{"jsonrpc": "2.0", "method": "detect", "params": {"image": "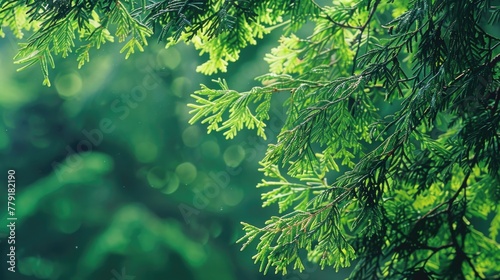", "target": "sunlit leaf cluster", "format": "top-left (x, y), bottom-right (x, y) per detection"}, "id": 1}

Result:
top-left (188, 78), bottom-right (271, 139)
top-left (196, 0), bottom-right (500, 278)
top-left (0, 0), bottom-right (319, 83)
